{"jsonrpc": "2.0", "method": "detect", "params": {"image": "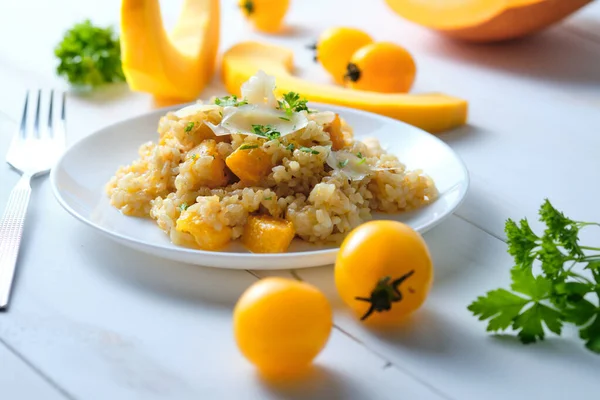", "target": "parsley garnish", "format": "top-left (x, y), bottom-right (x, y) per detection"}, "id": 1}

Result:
top-left (239, 144), bottom-right (259, 150)
top-left (179, 203), bottom-right (188, 211)
top-left (468, 199), bottom-right (600, 353)
top-left (277, 92), bottom-right (309, 116)
top-left (286, 143), bottom-right (295, 152)
top-left (300, 147), bottom-right (319, 155)
top-left (338, 159), bottom-right (349, 168)
top-left (214, 95), bottom-right (248, 107)
top-left (191, 154), bottom-right (198, 160)
top-left (264, 196), bottom-right (272, 200)
top-left (279, 116), bottom-right (291, 121)
top-left (54, 19), bottom-right (125, 87)
top-left (184, 122), bottom-right (195, 133)
top-left (251, 124), bottom-right (281, 141)
top-left (357, 152), bottom-right (363, 158)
